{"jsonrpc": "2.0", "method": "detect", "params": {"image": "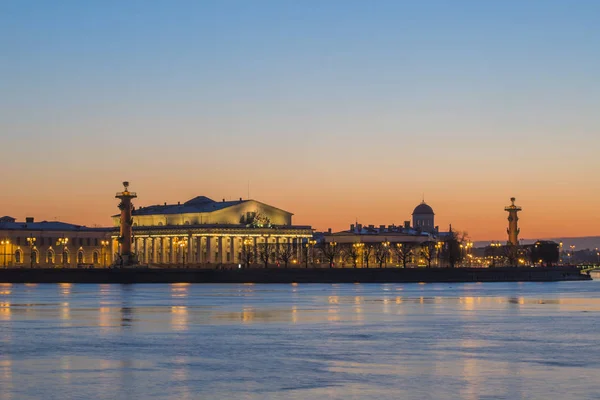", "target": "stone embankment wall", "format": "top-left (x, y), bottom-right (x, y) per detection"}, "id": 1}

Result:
top-left (0, 267), bottom-right (590, 284)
